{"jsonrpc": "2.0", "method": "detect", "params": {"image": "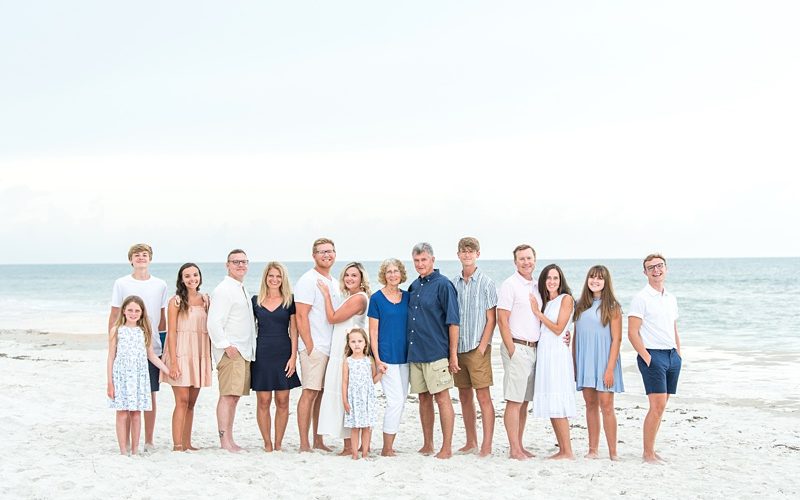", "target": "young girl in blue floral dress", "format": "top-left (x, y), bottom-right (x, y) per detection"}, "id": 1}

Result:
top-left (341, 327), bottom-right (384, 459)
